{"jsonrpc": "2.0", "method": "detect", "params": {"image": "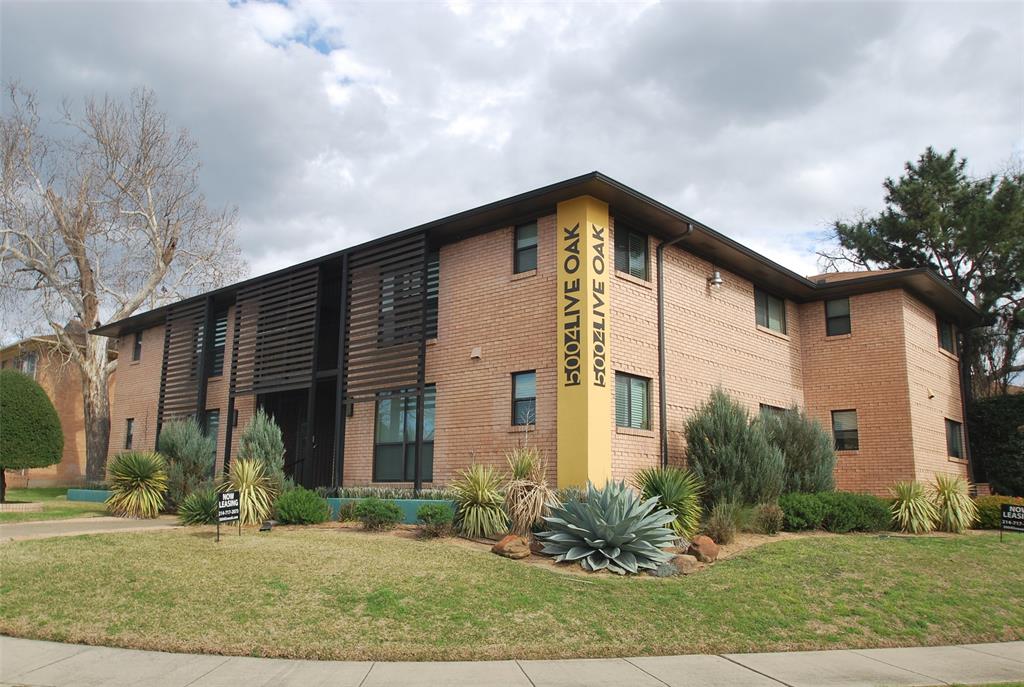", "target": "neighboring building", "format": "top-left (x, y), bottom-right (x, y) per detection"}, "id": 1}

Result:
top-left (1, 335), bottom-right (116, 488)
top-left (93, 173), bottom-right (980, 496)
